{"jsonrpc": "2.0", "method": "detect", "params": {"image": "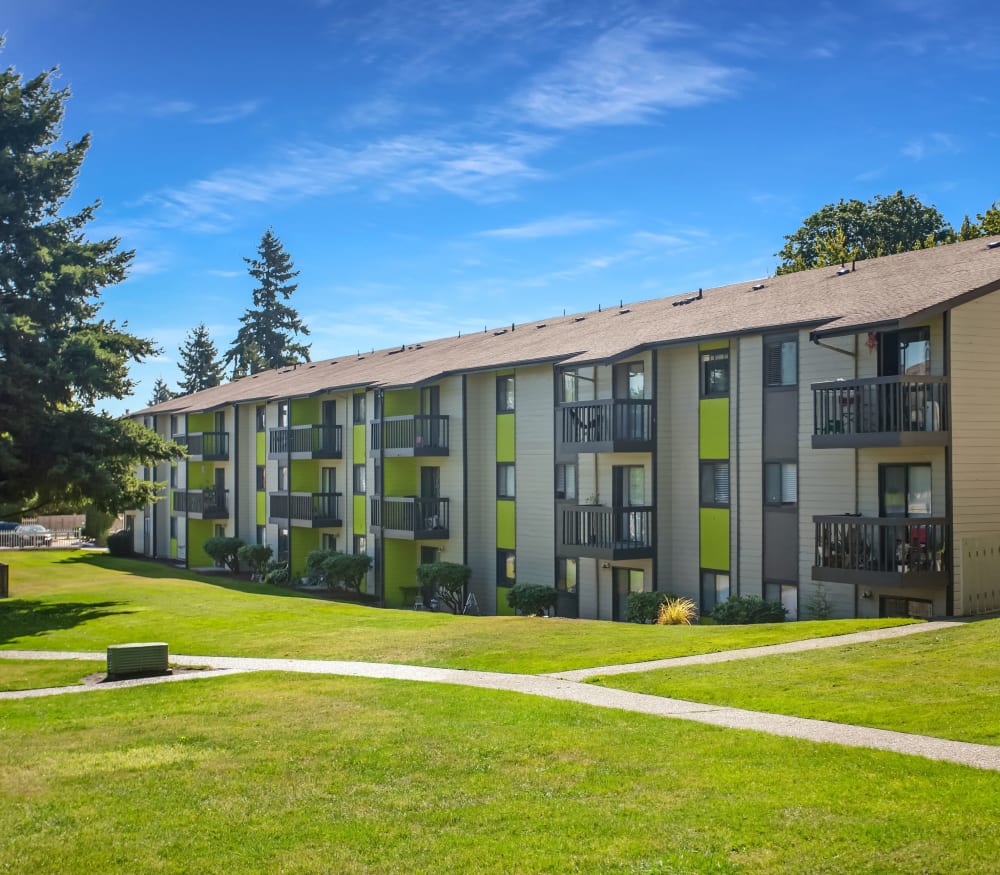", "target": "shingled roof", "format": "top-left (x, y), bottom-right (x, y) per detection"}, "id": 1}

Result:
top-left (137, 235), bottom-right (1000, 416)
